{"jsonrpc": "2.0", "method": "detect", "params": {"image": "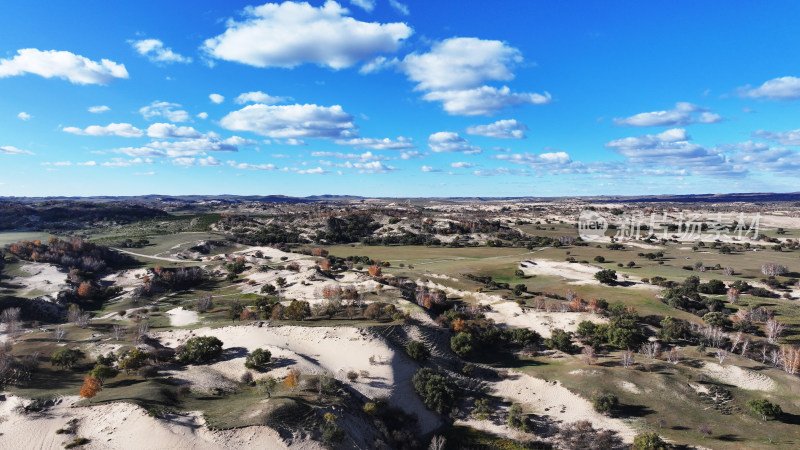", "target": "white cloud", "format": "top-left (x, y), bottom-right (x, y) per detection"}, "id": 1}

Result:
top-left (389, 0), bottom-right (409, 15)
top-left (0, 145), bottom-right (33, 155)
top-left (494, 151), bottom-right (573, 168)
top-left (209, 93), bottom-right (225, 104)
top-left (740, 76), bottom-right (800, 100)
top-left (472, 167), bottom-right (529, 177)
top-left (77, 161), bottom-right (97, 166)
top-left (113, 137), bottom-right (242, 158)
top-left (234, 91), bottom-right (287, 104)
top-left (297, 166), bottom-right (329, 174)
top-left (401, 38), bottom-right (549, 115)
top-left (428, 131), bottom-right (481, 154)
top-left (401, 150), bottom-right (424, 159)
top-left (17, 112), bottom-right (32, 121)
top-left (227, 160), bottom-right (277, 170)
top-left (172, 156), bottom-right (222, 167)
top-left (139, 101), bottom-right (190, 122)
top-left (63, 123), bottom-right (144, 137)
top-left (220, 103), bottom-right (356, 138)
top-left (350, 160), bottom-right (395, 173)
top-left (466, 119), bottom-right (528, 139)
top-left (197, 112), bottom-right (209, 119)
top-left (135, 171), bottom-right (156, 176)
top-left (312, 151), bottom-right (388, 161)
top-left (0, 48), bottom-right (128, 85)
top-left (334, 136), bottom-right (414, 149)
top-left (350, 0), bottom-right (374, 12)
top-left (359, 56), bottom-right (398, 74)
top-left (753, 128), bottom-right (800, 146)
top-left (101, 157), bottom-right (152, 167)
top-left (450, 161), bottom-right (478, 168)
top-left (88, 105), bottom-right (110, 114)
top-left (614, 102), bottom-right (723, 127)
top-left (202, 1), bottom-right (412, 70)
top-left (423, 86), bottom-right (550, 116)
top-left (146, 123), bottom-right (203, 139)
top-left (130, 39), bottom-right (191, 64)
top-left (420, 165), bottom-right (439, 172)
top-left (402, 37), bottom-right (521, 91)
